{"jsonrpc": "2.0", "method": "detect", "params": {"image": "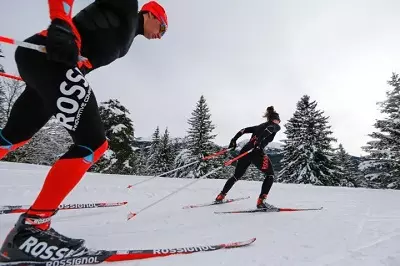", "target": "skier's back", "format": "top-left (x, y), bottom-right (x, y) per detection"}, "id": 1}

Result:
top-left (0, 0), bottom-right (168, 263)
